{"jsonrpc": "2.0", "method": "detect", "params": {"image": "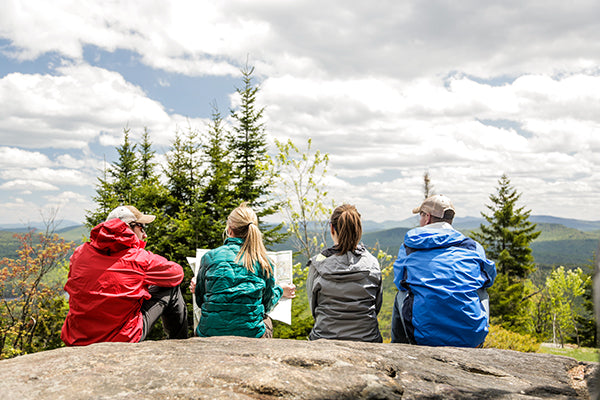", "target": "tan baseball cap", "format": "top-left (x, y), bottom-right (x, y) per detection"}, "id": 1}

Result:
top-left (412, 194), bottom-right (455, 219)
top-left (106, 205), bottom-right (156, 224)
